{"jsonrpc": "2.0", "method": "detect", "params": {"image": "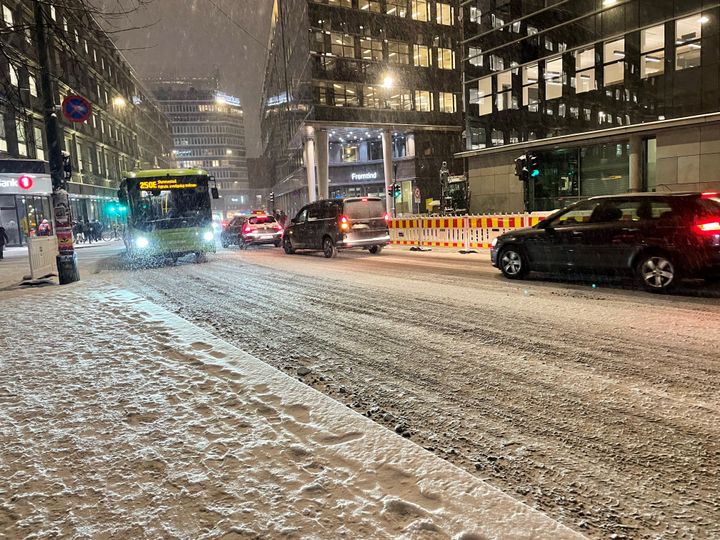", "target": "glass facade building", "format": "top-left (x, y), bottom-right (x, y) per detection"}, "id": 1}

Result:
top-left (460, 0), bottom-right (720, 212)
